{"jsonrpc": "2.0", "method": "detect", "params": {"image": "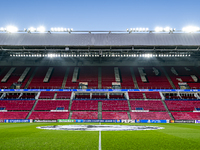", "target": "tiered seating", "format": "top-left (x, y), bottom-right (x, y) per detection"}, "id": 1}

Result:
top-left (109, 94), bottom-right (124, 99)
top-left (39, 92), bottom-right (55, 99)
top-left (28, 66), bottom-right (67, 89)
top-left (171, 112), bottom-right (200, 120)
top-left (20, 93), bottom-right (36, 99)
top-left (35, 100), bottom-right (70, 110)
top-left (102, 112), bottom-right (128, 119)
top-left (65, 67), bottom-right (79, 89)
top-left (128, 92), bottom-right (144, 99)
top-left (144, 92), bottom-right (161, 99)
top-left (130, 112), bottom-right (171, 120)
top-left (165, 66), bottom-right (199, 89)
top-left (21, 67), bottom-right (35, 89)
top-left (0, 100), bottom-right (35, 110)
top-left (101, 67), bottom-right (115, 89)
top-left (130, 100), bottom-right (166, 111)
top-left (76, 95), bottom-right (90, 99)
top-left (56, 92), bottom-right (71, 99)
top-left (4, 93), bottom-right (20, 99)
top-left (119, 67), bottom-right (134, 89)
top-left (71, 100), bottom-right (98, 111)
top-left (78, 67), bottom-right (98, 89)
top-left (0, 112), bottom-right (29, 119)
top-left (29, 112), bottom-right (69, 119)
top-left (71, 111), bottom-right (98, 119)
top-left (165, 100), bottom-right (200, 111)
top-left (0, 67), bottom-right (27, 89)
top-left (179, 94), bottom-right (197, 100)
top-left (102, 100), bottom-right (129, 111)
top-left (134, 66), bottom-right (172, 89)
top-left (165, 93), bottom-right (181, 99)
top-left (92, 95), bottom-right (107, 99)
